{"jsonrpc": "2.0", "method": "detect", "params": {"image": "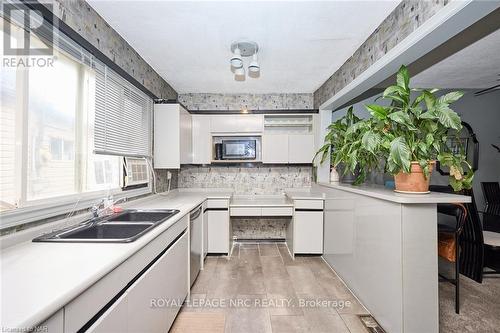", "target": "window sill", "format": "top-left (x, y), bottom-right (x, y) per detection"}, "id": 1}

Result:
top-left (0, 187), bottom-right (152, 231)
